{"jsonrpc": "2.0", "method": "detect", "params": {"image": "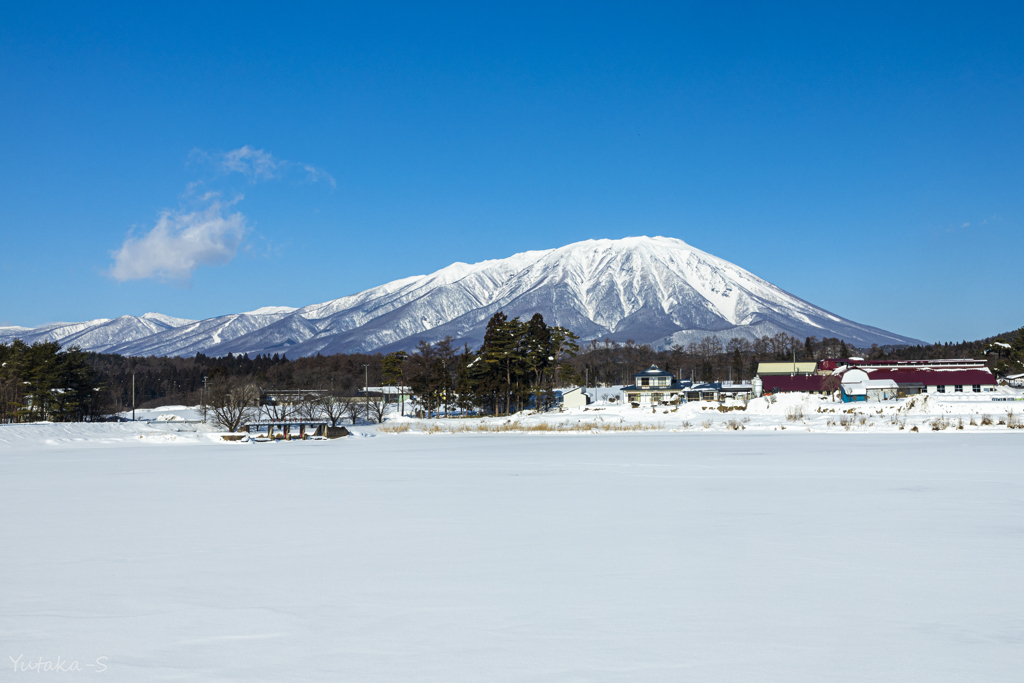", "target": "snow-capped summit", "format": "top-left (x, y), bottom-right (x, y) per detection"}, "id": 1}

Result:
top-left (243, 306), bottom-right (298, 316)
top-left (1, 237), bottom-right (923, 357)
